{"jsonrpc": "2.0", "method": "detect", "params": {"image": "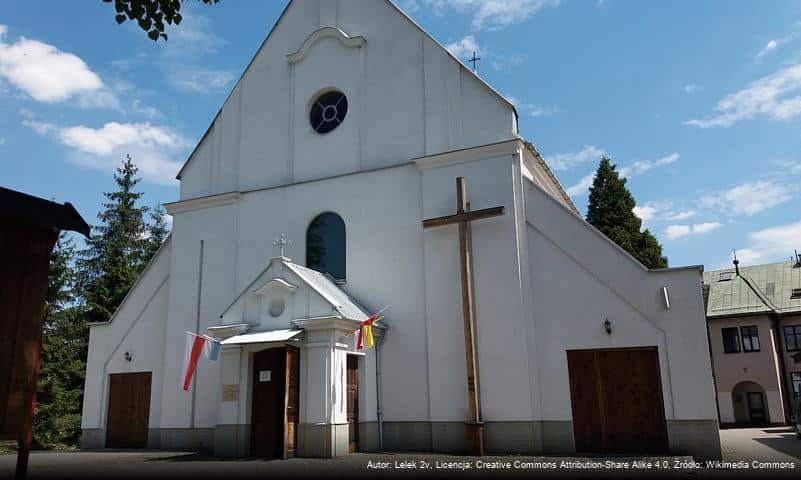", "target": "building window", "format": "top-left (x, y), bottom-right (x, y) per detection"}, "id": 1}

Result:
top-left (785, 325), bottom-right (801, 352)
top-left (310, 91), bottom-right (348, 134)
top-left (791, 288), bottom-right (801, 299)
top-left (722, 327), bottom-right (741, 354)
top-left (792, 372), bottom-right (801, 397)
top-left (719, 272), bottom-right (733, 282)
top-left (306, 212), bottom-right (346, 281)
top-left (740, 326), bottom-right (760, 352)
